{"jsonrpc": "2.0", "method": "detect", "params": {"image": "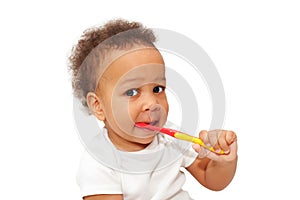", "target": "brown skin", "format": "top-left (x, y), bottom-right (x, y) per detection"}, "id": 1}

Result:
top-left (187, 130), bottom-right (238, 191)
top-left (85, 48), bottom-right (238, 199)
top-left (87, 47), bottom-right (168, 152)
